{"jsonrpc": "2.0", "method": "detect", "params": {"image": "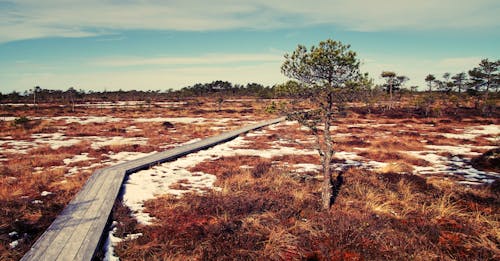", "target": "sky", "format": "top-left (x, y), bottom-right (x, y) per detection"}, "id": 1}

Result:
top-left (0, 0), bottom-right (499, 93)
